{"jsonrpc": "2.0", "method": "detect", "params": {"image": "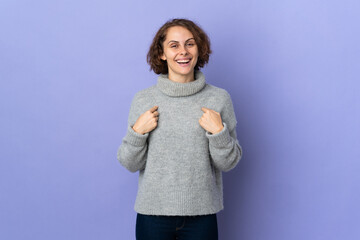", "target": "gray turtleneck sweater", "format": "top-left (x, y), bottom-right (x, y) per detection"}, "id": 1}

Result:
top-left (117, 70), bottom-right (243, 216)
